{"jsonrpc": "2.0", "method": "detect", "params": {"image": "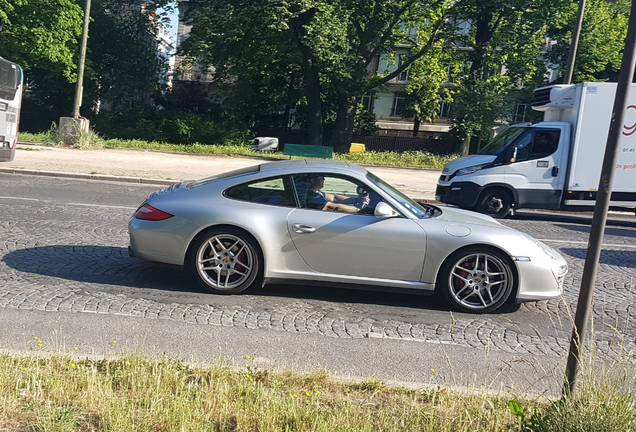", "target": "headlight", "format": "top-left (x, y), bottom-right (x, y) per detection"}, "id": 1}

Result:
top-left (523, 233), bottom-right (557, 260)
top-left (455, 163), bottom-right (490, 176)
